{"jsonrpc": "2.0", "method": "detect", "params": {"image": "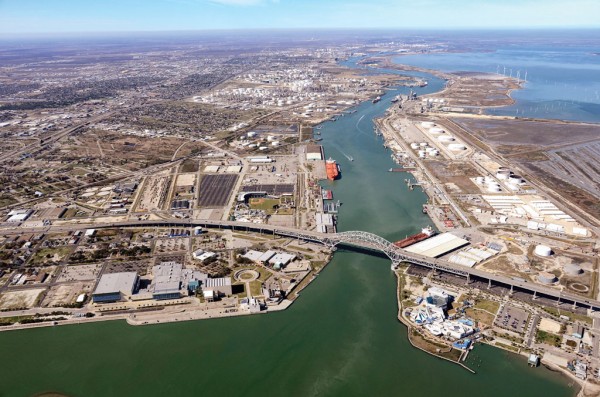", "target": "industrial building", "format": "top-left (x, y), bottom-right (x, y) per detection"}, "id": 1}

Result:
top-left (151, 262), bottom-right (232, 300)
top-left (92, 272), bottom-right (140, 303)
top-left (6, 209), bottom-right (32, 223)
top-left (306, 144), bottom-right (323, 161)
top-left (203, 277), bottom-right (232, 296)
top-left (405, 233), bottom-right (469, 258)
top-left (151, 262), bottom-right (208, 300)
